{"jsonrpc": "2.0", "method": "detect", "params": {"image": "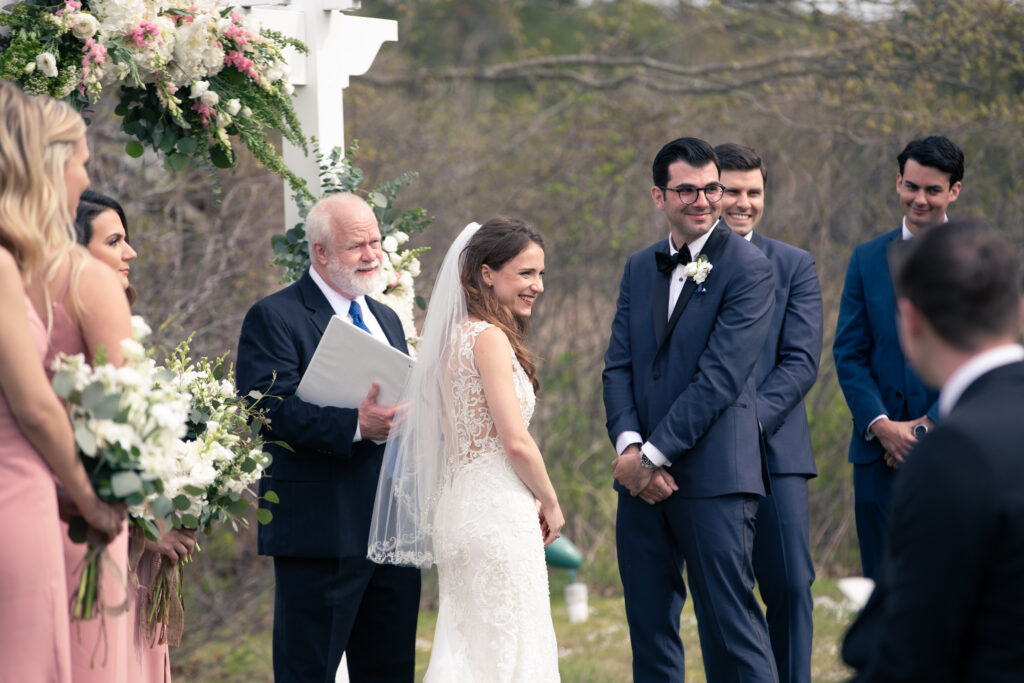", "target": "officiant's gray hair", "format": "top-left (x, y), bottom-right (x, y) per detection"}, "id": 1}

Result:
top-left (305, 193), bottom-right (372, 249)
